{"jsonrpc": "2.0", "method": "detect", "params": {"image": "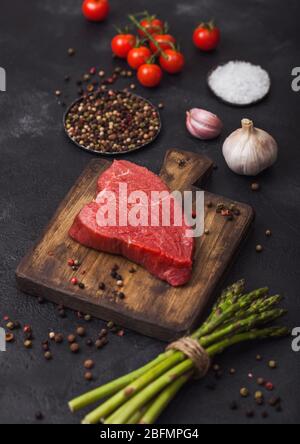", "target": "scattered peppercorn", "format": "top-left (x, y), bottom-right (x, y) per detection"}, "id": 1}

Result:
top-left (42, 342), bottom-right (49, 352)
top-left (55, 90), bottom-right (61, 97)
top-left (49, 332), bottom-right (55, 340)
top-left (257, 377), bottom-right (265, 386)
top-left (86, 338), bottom-right (94, 347)
top-left (5, 333), bottom-right (14, 343)
top-left (79, 283), bottom-right (85, 290)
top-left (118, 292), bottom-right (125, 300)
top-left (256, 354), bottom-right (263, 361)
top-left (84, 372), bottom-right (93, 381)
top-left (6, 321), bottom-right (15, 330)
top-left (58, 309), bottom-right (66, 318)
top-left (265, 382), bottom-right (274, 391)
top-left (95, 337), bottom-right (108, 349)
top-left (76, 326), bottom-right (86, 337)
top-left (99, 329), bottom-right (108, 338)
top-left (99, 282), bottom-right (106, 291)
top-left (251, 182), bottom-right (260, 191)
top-left (35, 412), bottom-right (44, 421)
top-left (24, 340), bottom-right (32, 349)
top-left (254, 391), bottom-right (264, 401)
top-left (246, 409), bottom-right (255, 418)
top-left (70, 343), bottom-right (80, 354)
top-left (229, 368), bottom-right (236, 375)
top-left (84, 314), bottom-right (91, 321)
top-left (240, 387), bottom-right (249, 398)
top-left (204, 229), bottom-right (210, 235)
top-left (269, 396), bottom-right (281, 407)
top-left (54, 333), bottom-right (63, 344)
top-left (256, 245), bottom-right (263, 253)
top-left (158, 103), bottom-right (164, 109)
top-left (265, 230), bottom-right (272, 237)
top-left (67, 334), bottom-right (76, 344)
top-left (268, 360), bottom-right (277, 369)
top-left (107, 321), bottom-right (114, 329)
top-left (68, 48), bottom-right (75, 56)
top-left (44, 351), bottom-right (52, 361)
top-left (84, 359), bottom-right (94, 370)
top-left (230, 401), bottom-right (238, 411)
